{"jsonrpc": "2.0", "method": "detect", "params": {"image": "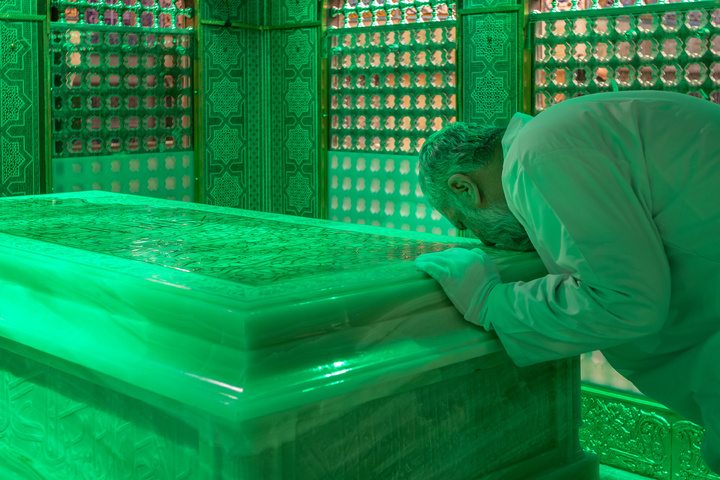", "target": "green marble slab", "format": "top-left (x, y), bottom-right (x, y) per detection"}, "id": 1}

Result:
top-left (0, 191), bottom-right (600, 480)
top-left (0, 191), bottom-right (547, 426)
